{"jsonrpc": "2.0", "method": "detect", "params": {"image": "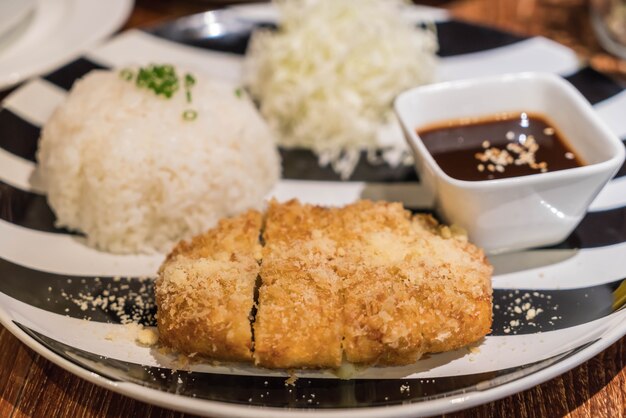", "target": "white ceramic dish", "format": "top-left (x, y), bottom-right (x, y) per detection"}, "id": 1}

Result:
top-left (395, 72), bottom-right (625, 253)
top-left (0, 0), bottom-right (132, 90)
top-left (0, 0), bottom-right (36, 40)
